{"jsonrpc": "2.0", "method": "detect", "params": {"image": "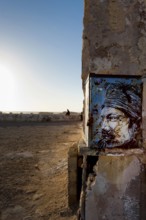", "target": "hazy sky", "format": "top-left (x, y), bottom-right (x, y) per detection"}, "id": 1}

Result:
top-left (0, 0), bottom-right (83, 112)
